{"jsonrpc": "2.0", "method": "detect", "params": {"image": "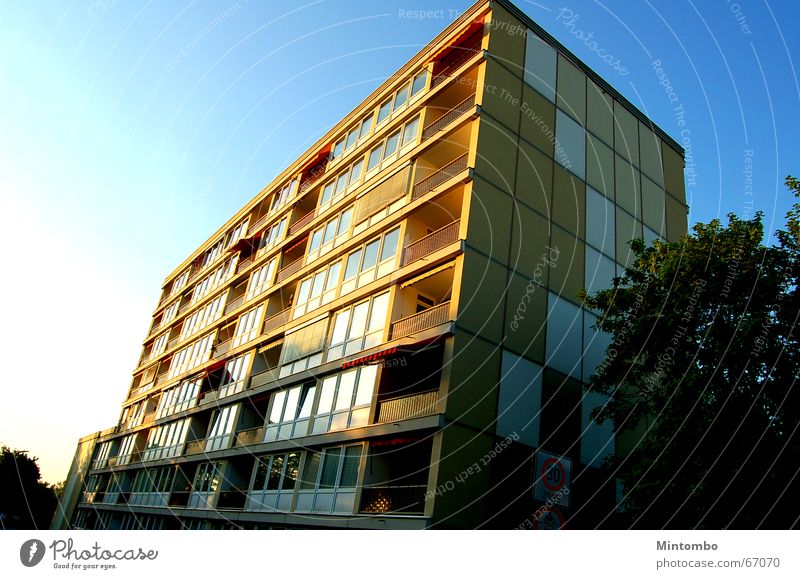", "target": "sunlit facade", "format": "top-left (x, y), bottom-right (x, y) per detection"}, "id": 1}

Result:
top-left (55, 0), bottom-right (686, 530)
